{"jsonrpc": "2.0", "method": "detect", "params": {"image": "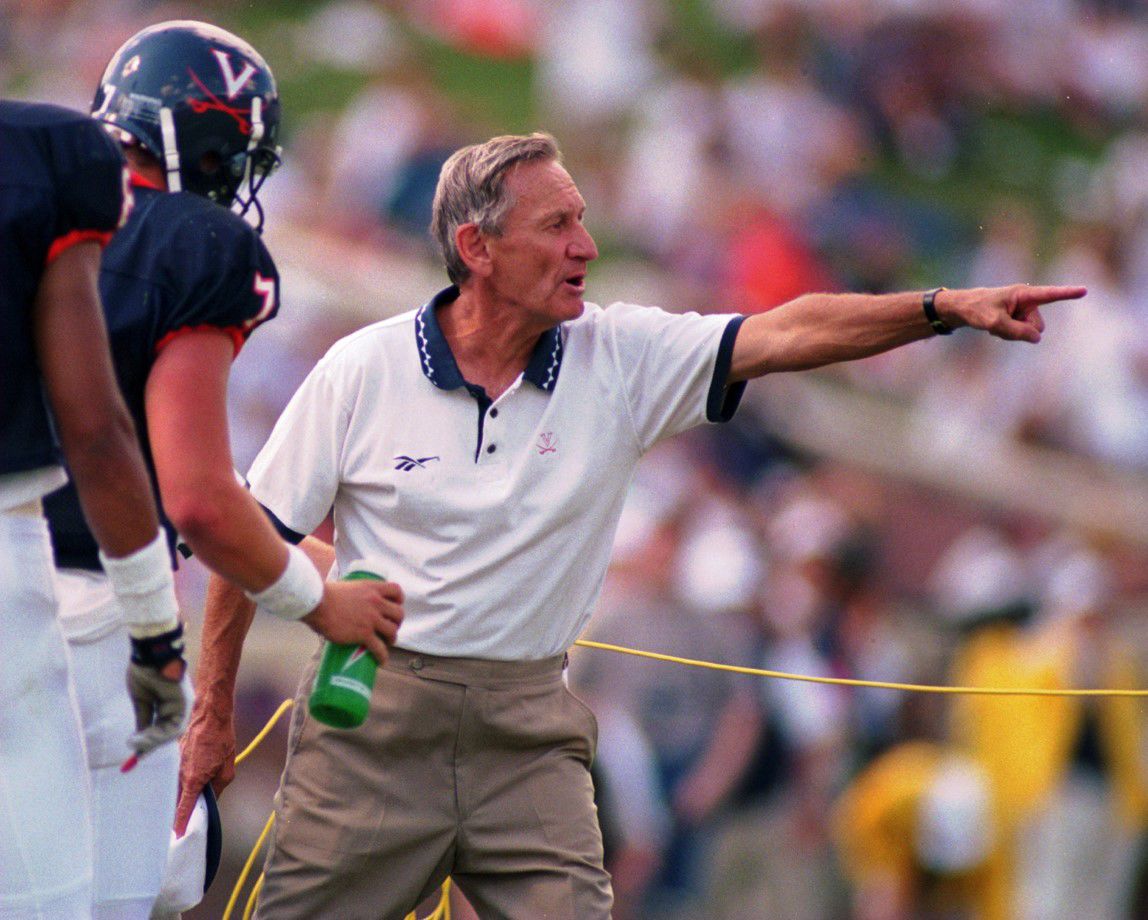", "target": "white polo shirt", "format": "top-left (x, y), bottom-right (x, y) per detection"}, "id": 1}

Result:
top-left (247, 286), bottom-right (746, 660)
